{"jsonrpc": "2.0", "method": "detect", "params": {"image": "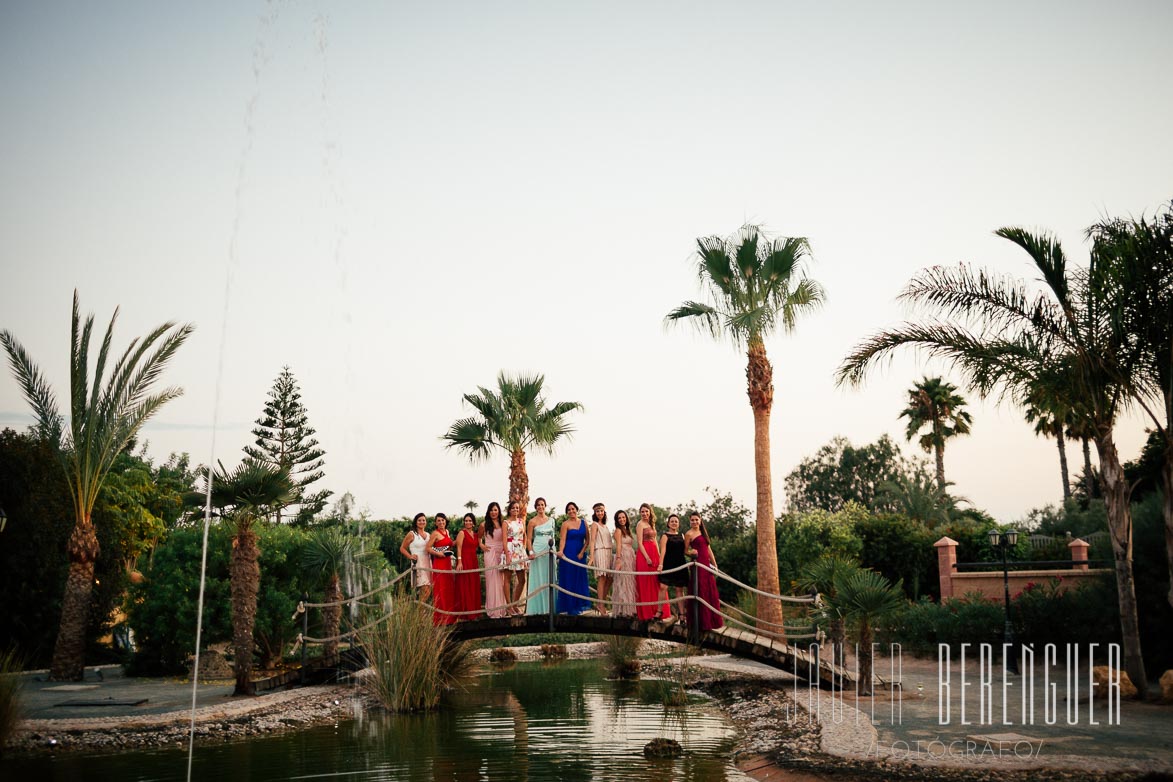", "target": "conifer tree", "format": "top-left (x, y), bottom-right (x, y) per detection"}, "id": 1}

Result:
top-left (244, 366), bottom-right (331, 524)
